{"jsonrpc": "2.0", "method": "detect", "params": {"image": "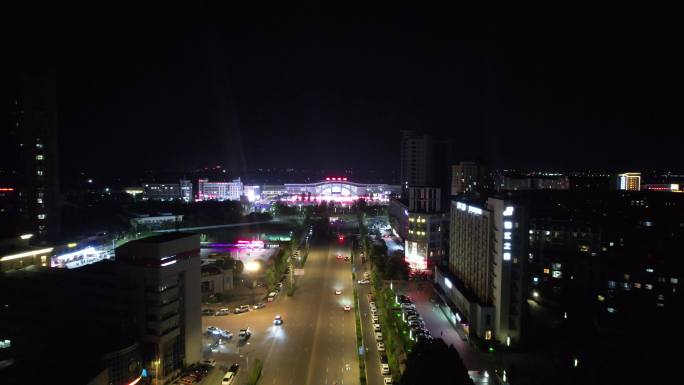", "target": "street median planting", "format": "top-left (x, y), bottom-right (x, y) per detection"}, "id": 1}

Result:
top-left (352, 275), bottom-right (367, 385)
